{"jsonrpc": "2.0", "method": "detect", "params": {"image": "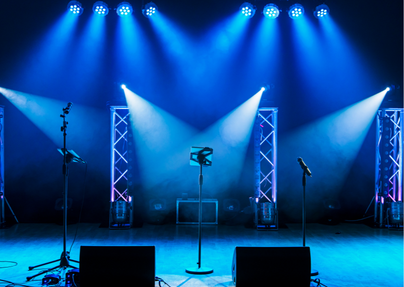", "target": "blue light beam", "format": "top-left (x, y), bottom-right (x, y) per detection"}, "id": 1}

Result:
top-left (278, 89), bottom-right (389, 199)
